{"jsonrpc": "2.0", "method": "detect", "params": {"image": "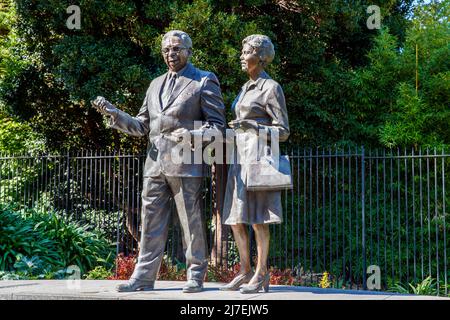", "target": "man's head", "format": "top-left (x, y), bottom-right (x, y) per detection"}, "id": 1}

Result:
top-left (161, 30), bottom-right (192, 72)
